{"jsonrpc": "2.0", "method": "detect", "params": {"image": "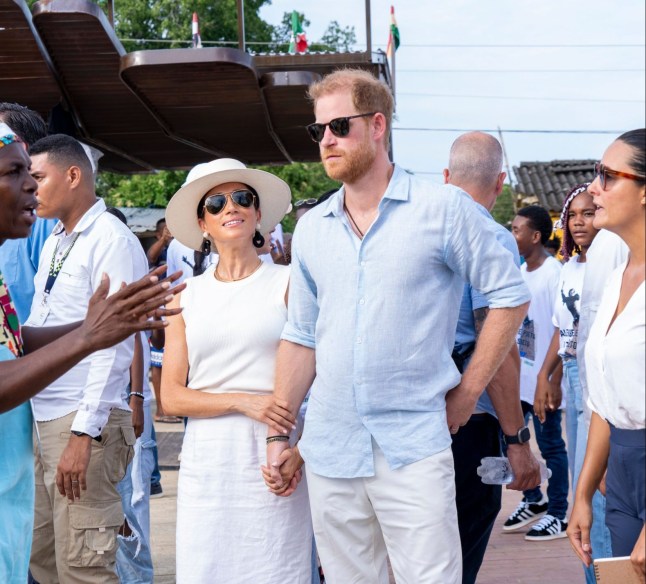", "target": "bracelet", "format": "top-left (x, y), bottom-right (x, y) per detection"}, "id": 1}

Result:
top-left (129, 392), bottom-right (145, 399)
top-left (266, 435), bottom-right (290, 444)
